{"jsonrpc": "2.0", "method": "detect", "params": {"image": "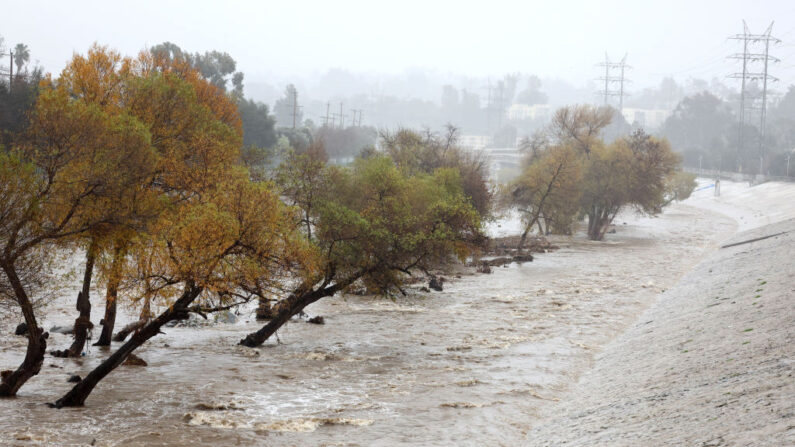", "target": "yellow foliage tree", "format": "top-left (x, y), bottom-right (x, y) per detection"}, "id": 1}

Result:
top-left (509, 144), bottom-right (583, 248)
top-left (0, 81), bottom-right (155, 395)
